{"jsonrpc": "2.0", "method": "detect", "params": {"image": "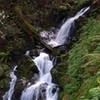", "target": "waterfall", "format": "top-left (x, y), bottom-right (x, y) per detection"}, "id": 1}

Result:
top-left (2, 6), bottom-right (90, 100)
top-left (21, 52), bottom-right (59, 100)
top-left (48, 7), bottom-right (90, 47)
top-left (3, 65), bottom-right (18, 100)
